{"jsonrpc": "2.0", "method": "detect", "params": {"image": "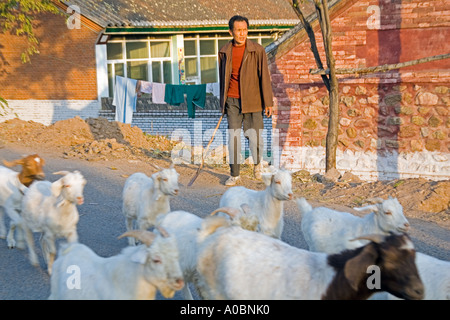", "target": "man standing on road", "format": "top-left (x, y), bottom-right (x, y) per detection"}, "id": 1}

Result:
top-left (218, 15), bottom-right (274, 186)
